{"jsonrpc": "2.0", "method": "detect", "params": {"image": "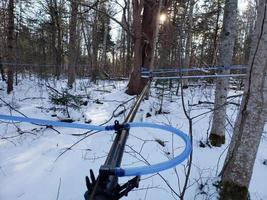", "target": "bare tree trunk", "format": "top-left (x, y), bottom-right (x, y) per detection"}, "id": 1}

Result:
top-left (91, 4), bottom-right (99, 83)
top-left (125, 0), bottom-right (143, 94)
top-left (68, 0), bottom-right (79, 88)
top-left (55, 1), bottom-right (62, 80)
top-left (81, 17), bottom-right (92, 71)
top-left (126, 0), bottom-right (161, 95)
top-left (126, 0), bottom-right (131, 76)
top-left (220, 1), bottom-right (267, 198)
top-left (47, 0), bottom-right (62, 80)
top-left (6, 0), bottom-right (14, 94)
top-left (209, 0), bottom-right (238, 146)
top-left (183, 0), bottom-right (194, 88)
top-left (210, 0), bottom-right (221, 66)
top-left (0, 56), bottom-right (5, 81)
top-left (101, 16), bottom-right (108, 73)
